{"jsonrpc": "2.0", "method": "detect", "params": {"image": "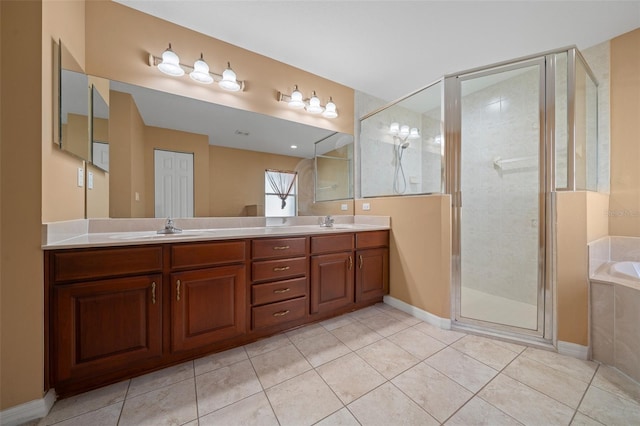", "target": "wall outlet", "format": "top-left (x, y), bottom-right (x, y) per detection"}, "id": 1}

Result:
top-left (87, 172), bottom-right (94, 189)
top-left (77, 168), bottom-right (84, 187)
top-left (341, 204), bottom-right (348, 211)
top-left (135, 192), bottom-right (140, 201)
top-left (362, 202), bottom-right (371, 211)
